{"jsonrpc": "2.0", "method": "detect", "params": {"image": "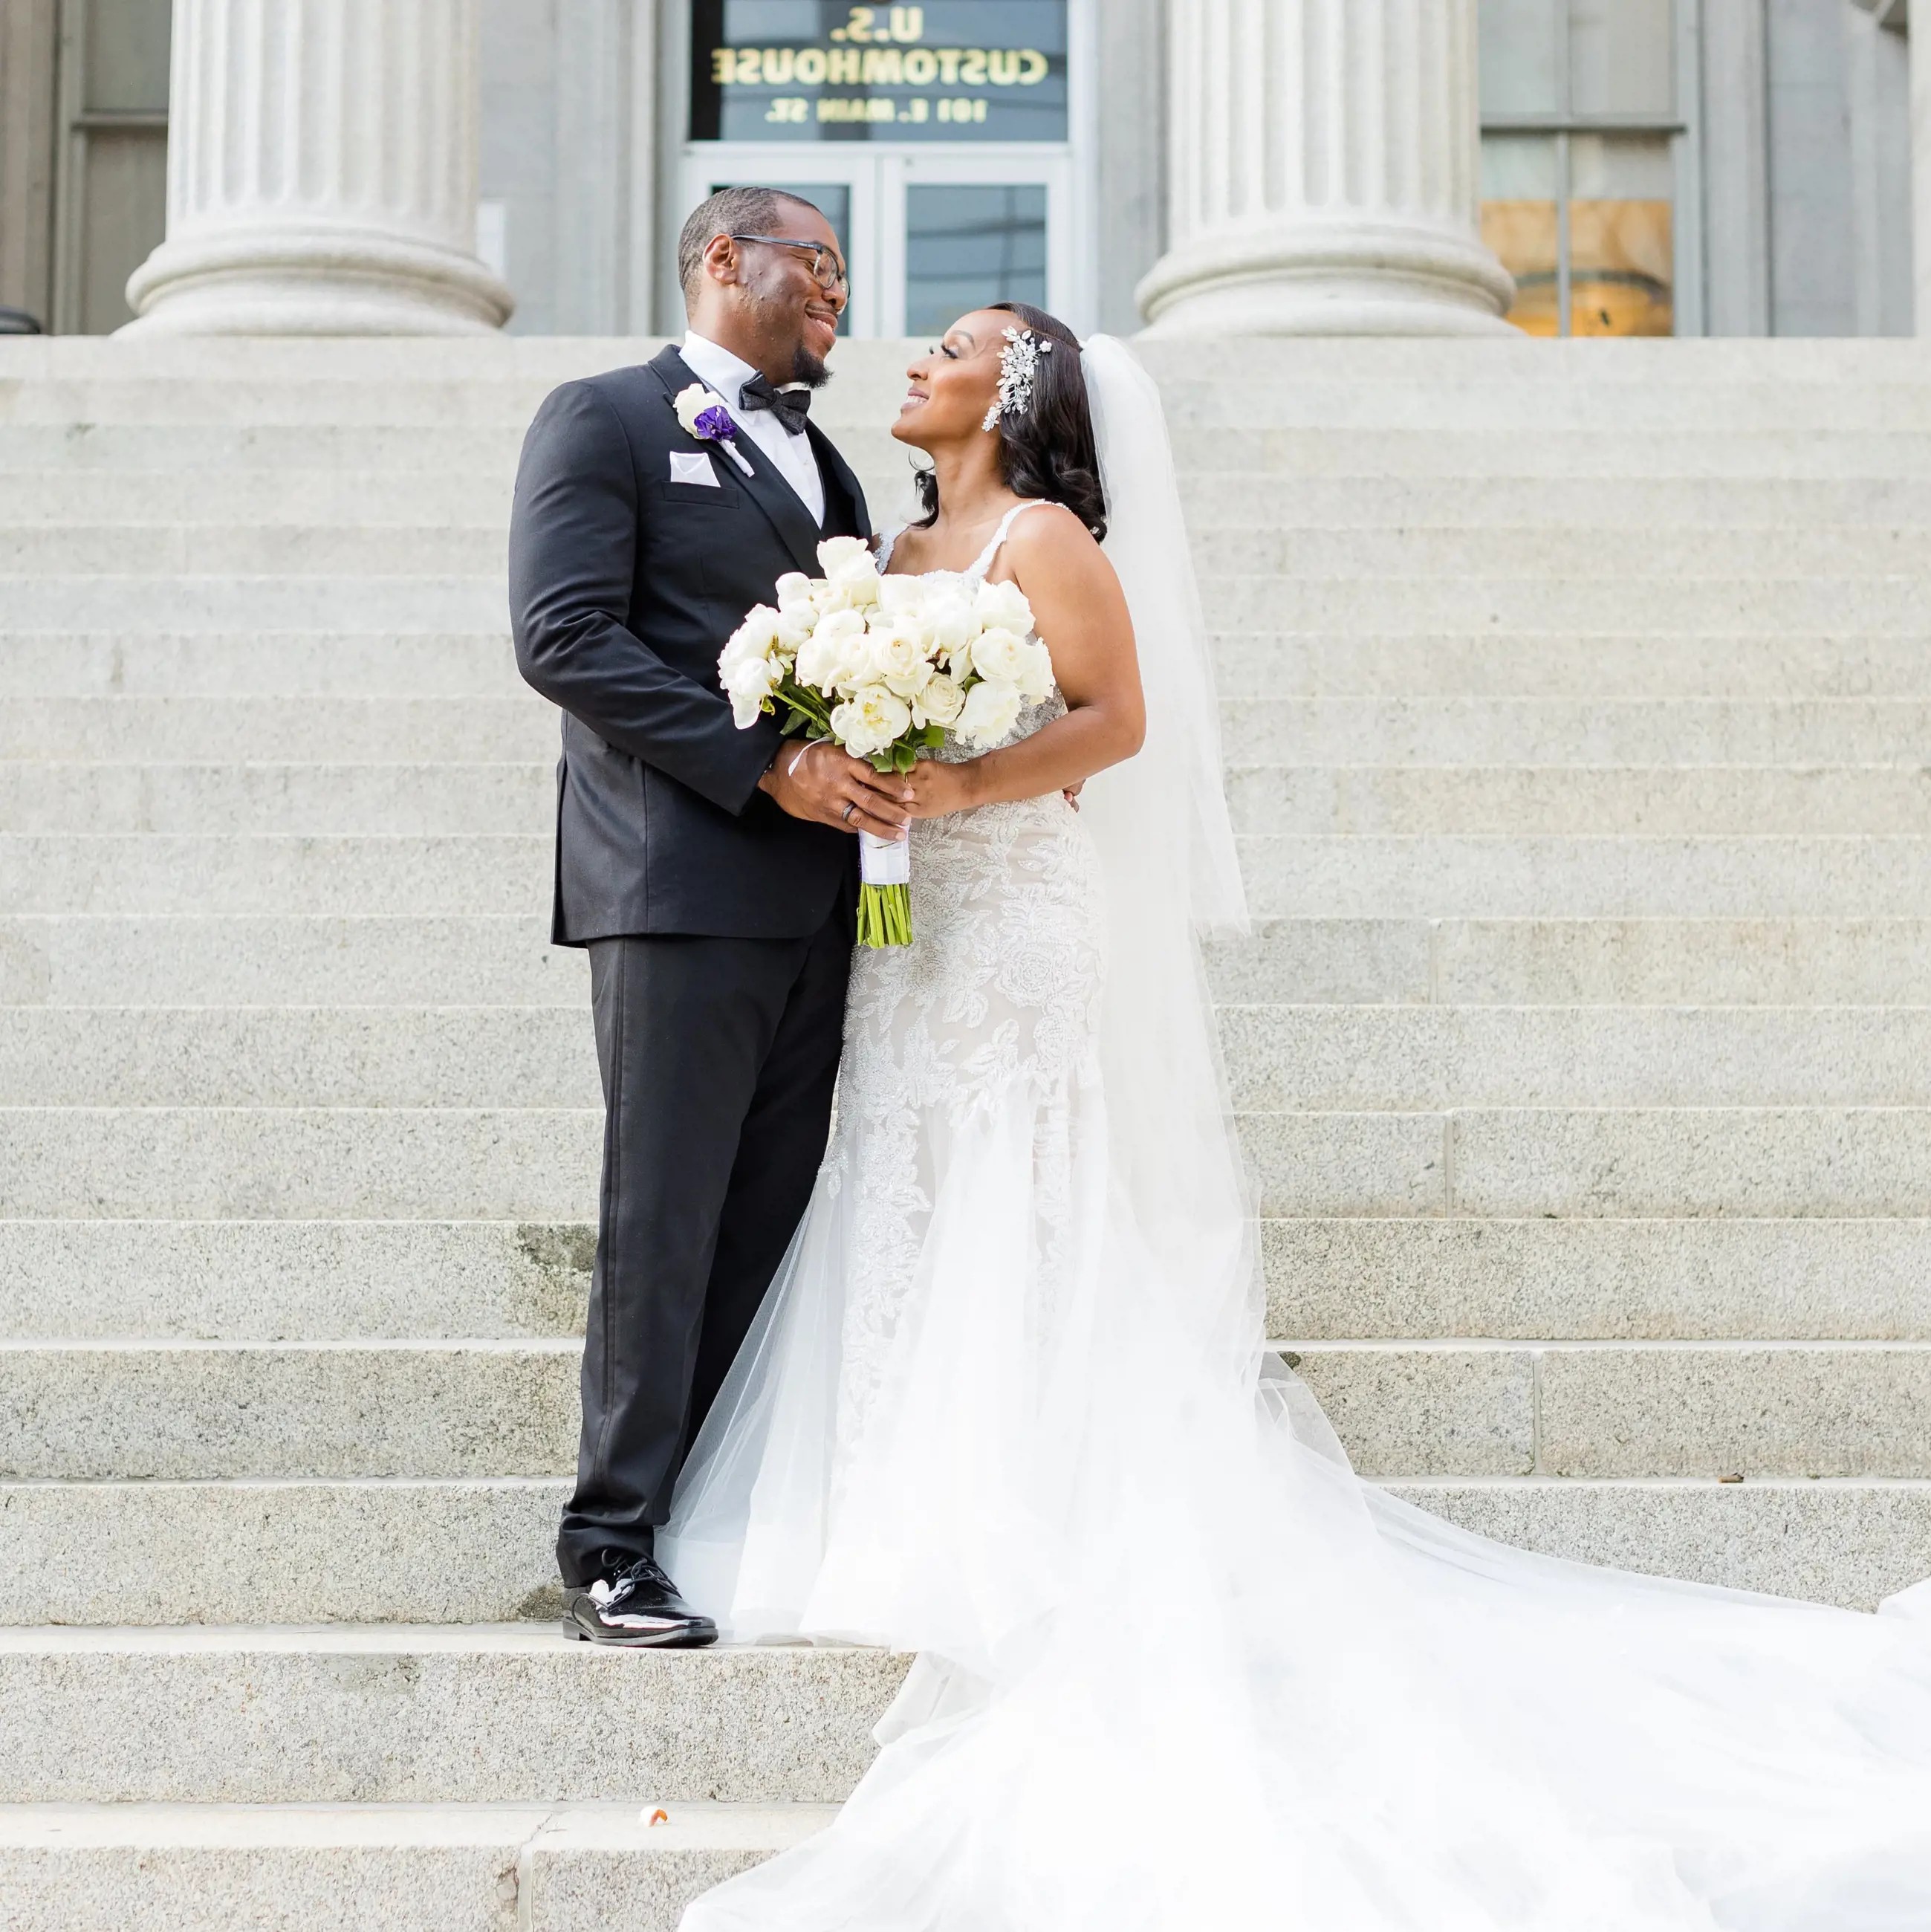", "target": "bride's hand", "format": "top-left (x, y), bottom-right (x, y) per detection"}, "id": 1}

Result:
top-left (903, 756), bottom-right (981, 818)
